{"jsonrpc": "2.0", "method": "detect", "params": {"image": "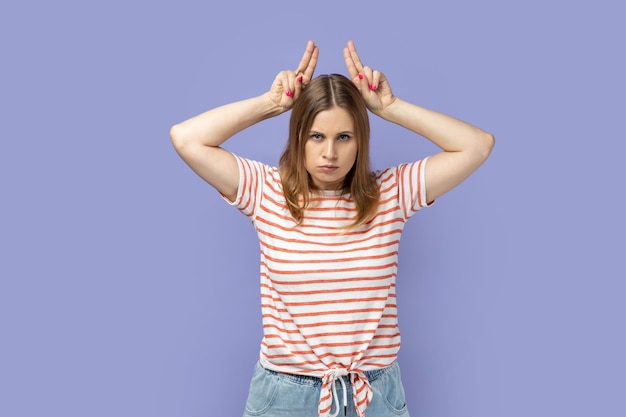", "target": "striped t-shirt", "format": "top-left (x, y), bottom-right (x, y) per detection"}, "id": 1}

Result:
top-left (225, 155), bottom-right (430, 417)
